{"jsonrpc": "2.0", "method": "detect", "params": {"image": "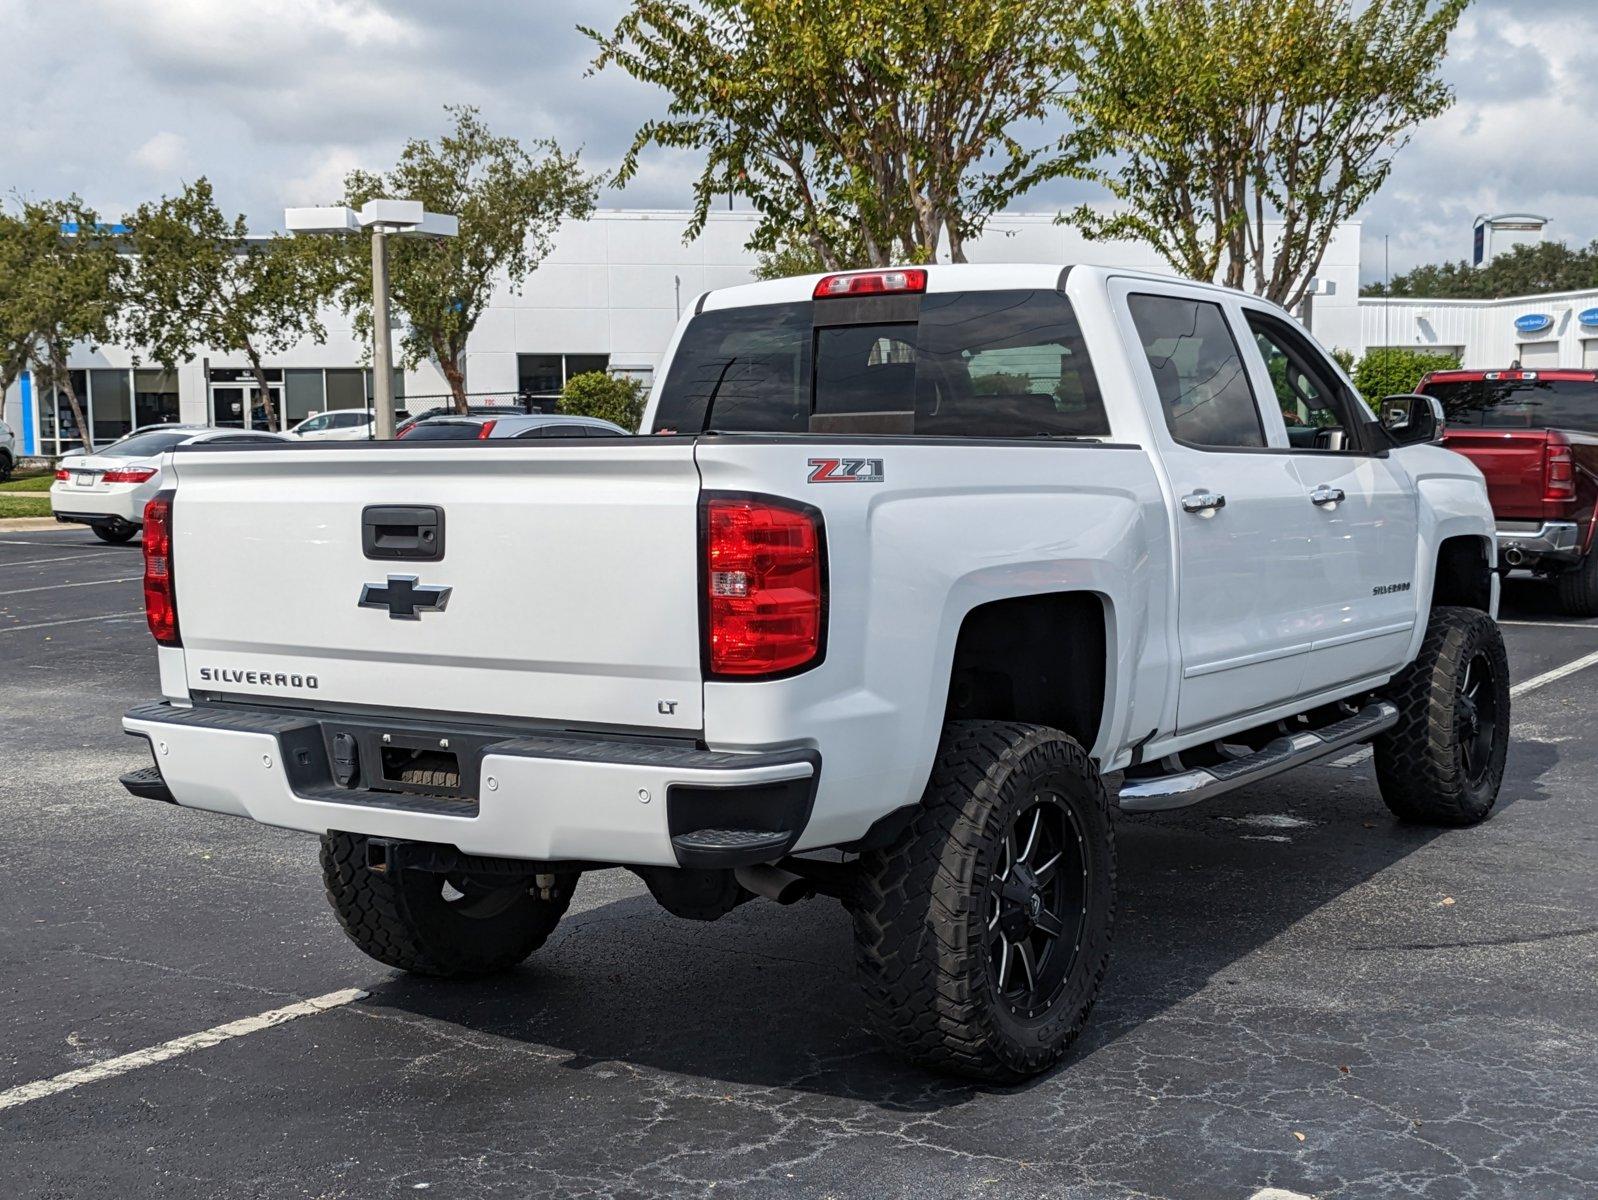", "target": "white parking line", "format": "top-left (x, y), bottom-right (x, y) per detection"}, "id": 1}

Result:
top-left (1329, 646), bottom-right (1598, 768)
top-left (0, 552), bottom-right (129, 568)
top-left (0, 610), bottom-right (145, 634)
top-left (0, 988), bottom-right (366, 1112)
top-left (0, 575), bottom-right (141, 597)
